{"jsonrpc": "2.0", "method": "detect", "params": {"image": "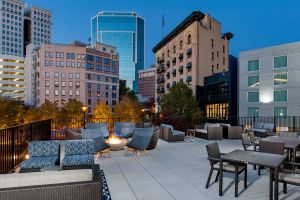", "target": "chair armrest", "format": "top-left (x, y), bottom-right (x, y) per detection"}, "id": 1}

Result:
top-left (286, 162), bottom-right (300, 167)
top-left (280, 168), bottom-right (300, 175)
top-left (207, 157), bottom-right (220, 162)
